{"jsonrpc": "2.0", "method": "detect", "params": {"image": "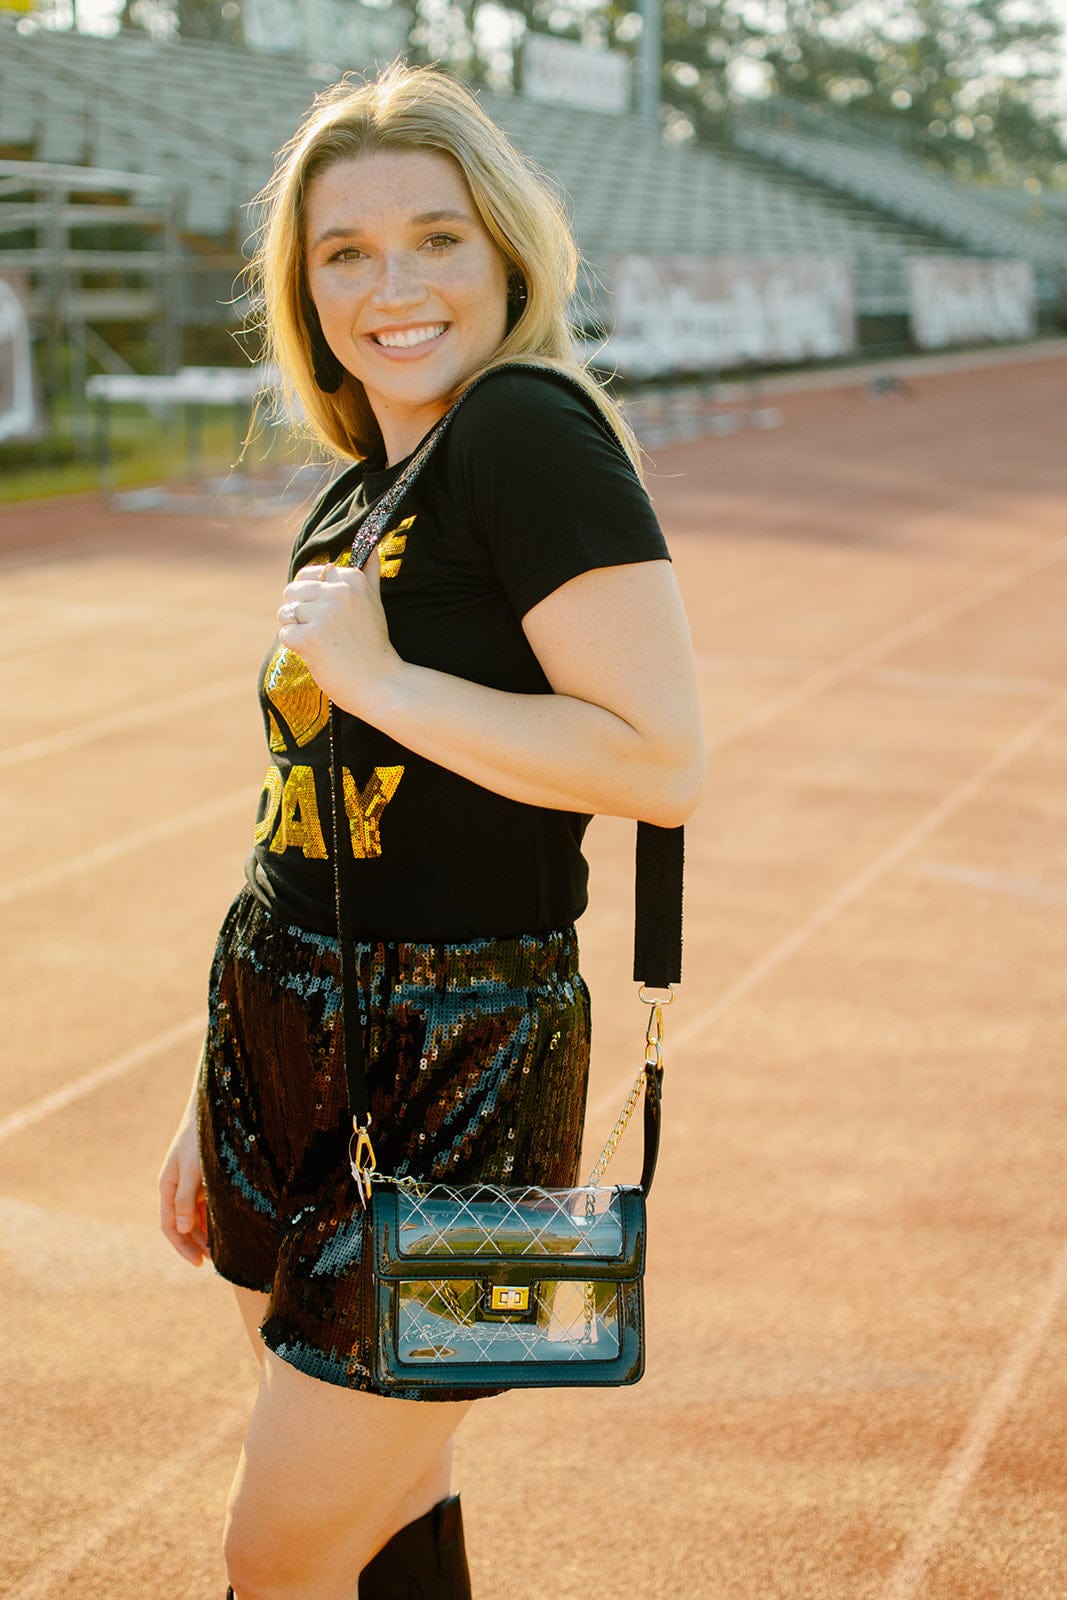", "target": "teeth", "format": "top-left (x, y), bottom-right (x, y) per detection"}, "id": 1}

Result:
top-left (374, 325), bottom-right (446, 349)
